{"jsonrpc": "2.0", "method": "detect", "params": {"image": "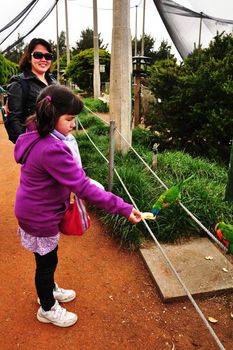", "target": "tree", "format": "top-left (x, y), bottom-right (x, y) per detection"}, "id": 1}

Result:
top-left (132, 34), bottom-right (155, 57)
top-left (0, 54), bottom-right (18, 85)
top-left (66, 48), bottom-right (110, 93)
top-left (58, 30), bottom-right (67, 57)
top-left (4, 33), bottom-right (26, 64)
top-left (147, 32), bottom-right (233, 163)
top-left (153, 40), bottom-right (175, 61)
top-left (132, 35), bottom-right (174, 64)
top-left (48, 31), bottom-right (67, 62)
top-left (72, 28), bottom-right (108, 55)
